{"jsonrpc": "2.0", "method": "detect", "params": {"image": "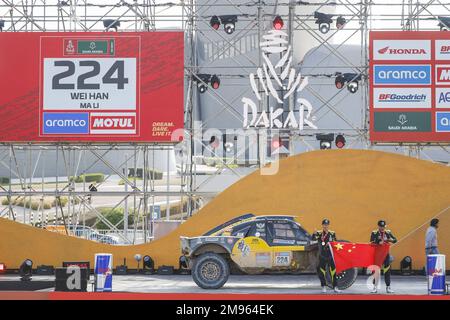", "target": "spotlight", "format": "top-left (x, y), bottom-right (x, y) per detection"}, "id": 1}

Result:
top-left (347, 80), bottom-right (358, 94)
top-left (0, 263), bottom-right (6, 274)
top-left (224, 142), bottom-right (234, 153)
top-left (198, 81), bottom-right (208, 93)
top-left (210, 15), bottom-right (220, 30)
top-left (143, 255), bottom-right (154, 274)
top-left (194, 74), bottom-right (210, 93)
top-left (103, 19), bottom-right (120, 31)
top-left (335, 134), bottom-right (346, 149)
top-left (0, 20), bottom-right (5, 32)
top-left (336, 16), bottom-right (347, 30)
top-left (273, 15), bottom-right (284, 30)
top-left (314, 11), bottom-right (333, 34)
top-left (221, 15), bottom-right (237, 34)
top-left (19, 259), bottom-right (33, 281)
top-left (335, 73), bottom-right (361, 94)
top-left (134, 254), bottom-right (142, 272)
top-left (210, 74), bottom-right (220, 89)
top-left (400, 256), bottom-right (412, 275)
top-left (194, 74), bottom-right (220, 93)
top-left (335, 73), bottom-right (345, 89)
top-left (209, 136), bottom-right (220, 149)
top-left (316, 133), bottom-right (334, 150)
top-left (271, 135), bottom-right (281, 150)
top-left (437, 16), bottom-right (450, 31)
top-left (179, 256), bottom-right (188, 269)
